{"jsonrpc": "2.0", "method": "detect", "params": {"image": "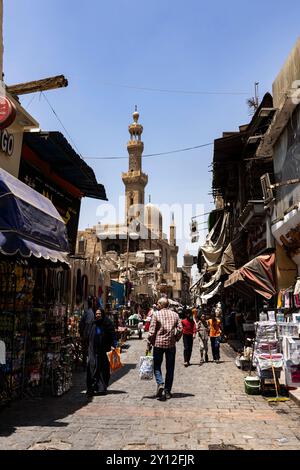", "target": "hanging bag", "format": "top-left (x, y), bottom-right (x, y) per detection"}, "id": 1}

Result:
top-left (108, 348), bottom-right (122, 372)
top-left (139, 353), bottom-right (154, 380)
